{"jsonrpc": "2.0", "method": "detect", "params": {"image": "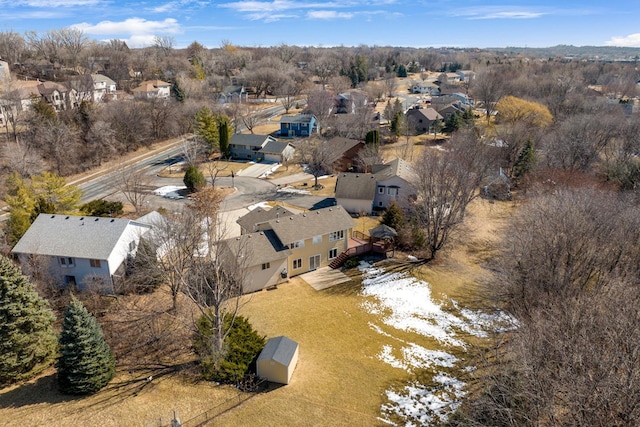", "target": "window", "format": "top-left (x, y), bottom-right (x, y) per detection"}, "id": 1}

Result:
top-left (293, 258), bottom-right (302, 269)
top-left (289, 240), bottom-right (304, 249)
top-left (378, 186), bottom-right (385, 194)
top-left (262, 262), bottom-right (270, 270)
top-left (313, 235), bottom-right (322, 244)
top-left (329, 230), bottom-right (344, 241)
top-left (90, 259), bottom-right (101, 268)
top-left (129, 241), bottom-right (137, 251)
top-left (387, 187), bottom-right (398, 196)
top-left (60, 257), bottom-right (74, 267)
top-left (329, 248), bottom-right (338, 259)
